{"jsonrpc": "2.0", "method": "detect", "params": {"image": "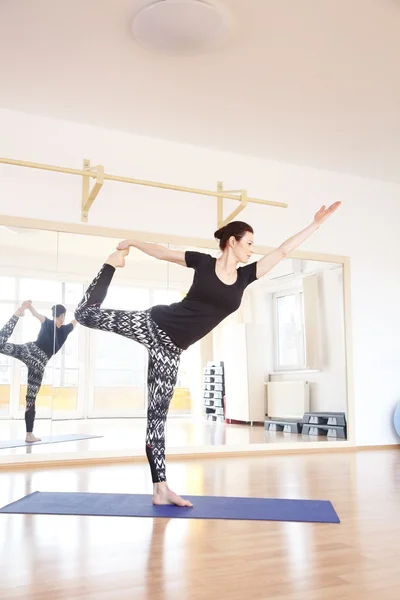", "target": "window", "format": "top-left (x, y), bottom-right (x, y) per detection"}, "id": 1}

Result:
top-left (274, 290), bottom-right (306, 370)
top-left (0, 277), bottom-right (16, 300)
top-left (0, 303), bottom-right (14, 389)
top-left (103, 285), bottom-right (150, 311)
top-left (64, 282), bottom-right (84, 305)
top-left (0, 267), bottom-right (200, 418)
top-left (153, 289), bottom-right (183, 305)
top-left (19, 278), bottom-right (62, 302)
